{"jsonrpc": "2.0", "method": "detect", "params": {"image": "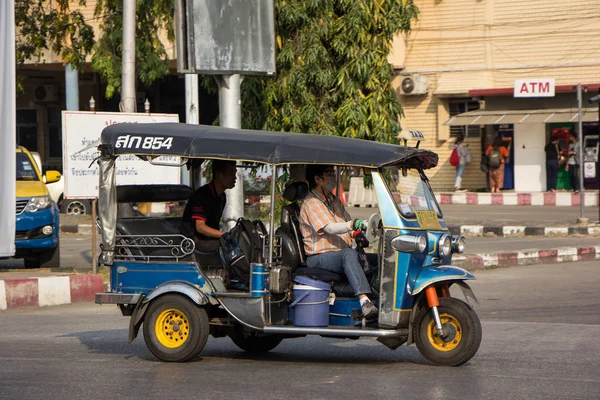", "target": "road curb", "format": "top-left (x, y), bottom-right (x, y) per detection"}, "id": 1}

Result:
top-left (60, 224), bottom-right (93, 234)
top-left (0, 274), bottom-right (104, 311)
top-left (454, 245), bottom-right (600, 271)
top-left (448, 225), bottom-right (600, 237)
